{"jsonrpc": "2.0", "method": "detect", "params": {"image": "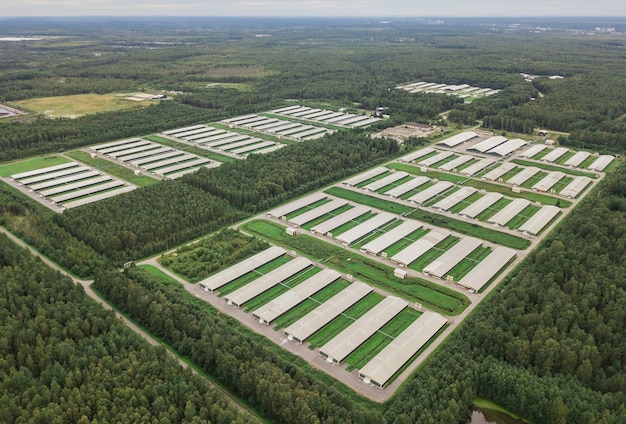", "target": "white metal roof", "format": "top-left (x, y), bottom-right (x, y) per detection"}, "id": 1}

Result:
top-left (225, 256), bottom-right (313, 308)
top-left (265, 122), bottom-right (301, 134)
top-left (362, 171), bottom-right (409, 192)
top-left (343, 167), bottom-right (388, 187)
top-left (221, 114), bottom-right (258, 124)
top-left (39, 175), bottom-right (112, 197)
top-left (407, 181), bottom-right (454, 205)
top-left (156, 158), bottom-right (212, 177)
top-left (142, 154), bottom-right (196, 170)
top-left (588, 155), bottom-right (615, 172)
top-left (335, 212), bottom-right (397, 246)
top-left (218, 137), bottom-right (260, 151)
top-left (351, 117), bottom-right (381, 128)
top-left (163, 125), bottom-right (207, 135)
top-left (532, 171), bottom-right (565, 192)
top-left (192, 130), bottom-right (228, 143)
top-left (319, 296), bottom-right (408, 364)
top-left (290, 199), bottom-right (348, 227)
top-left (97, 140), bottom-right (152, 155)
top-left (417, 151), bottom-right (455, 167)
top-left (199, 246), bottom-right (286, 292)
top-left (541, 147), bottom-right (569, 163)
top-left (267, 192), bottom-right (328, 219)
top-left (108, 143), bottom-right (161, 159)
top-left (390, 229), bottom-right (450, 267)
top-left (175, 127), bottom-right (216, 138)
top-left (252, 268), bottom-right (341, 324)
top-left (519, 205), bottom-right (561, 235)
top-left (270, 105), bottom-right (302, 114)
top-left (487, 198), bottom-right (531, 226)
top-left (19, 166), bottom-right (90, 185)
top-left (90, 138), bottom-right (141, 151)
top-left (487, 138), bottom-right (528, 157)
top-left (358, 311), bottom-right (447, 387)
top-left (62, 185), bottom-right (136, 209)
top-left (481, 162), bottom-right (516, 181)
top-left (185, 129), bottom-right (223, 141)
top-left (120, 146), bottom-right (173, 162)
top-left (564, 151), bottom-right (591, 167)
top-left (384, 176), bottom-right (431, 198)
top-left (432, 186), bottom-right (477, 211)
top-left (436, 131), bottom-right (478, 148)
top-left (468, 136), bottom-right (507, 153)
top-left (290, 127), bottom-right (327, 139)
top-left (29, 170), bottom-right (102, 191)
top-left (279, 125), bottom-right (314, 136)
top-left (438, 155), bottom-right (474, 171)
top-left (310, 205), bottom-right (371, 235)
top-left (230, 141), bottom-right (276, 155)
top-left (457, 247), bottom-right (517, 292)
top-left (423, 237), bottom-right (482, 278)
top-left (506, 166), bottom-right (541, 186)
top-left (283, 282), bottom-right (372, 343)
top-left (131, 151), bottom-right (185, 167)
top-left (51, 180), bottom-right (125, 204)
top-left (458, 192), bottom-right (503, 219)
top-left (518, 144), bottom-right (548, 158)
top-left (10, 161), bottom-right (79, 181)
top-left (560, 176), bottom-right (592, 198)
top-left (360, 220), bottom-right (423, 255)
top-left (461, 158), bottom-right (496, 176)
top-left (227, 115), bottom-right (267, 126)
top-left (398, 147), bottom-right (435, 163)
